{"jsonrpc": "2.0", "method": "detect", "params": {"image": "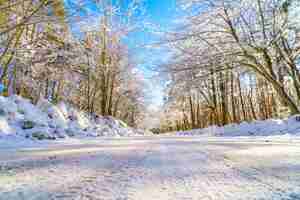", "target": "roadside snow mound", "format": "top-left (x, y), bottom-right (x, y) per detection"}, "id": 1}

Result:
top-left (175, 117), bottom-right (300, 137)
top-left (0, 95), bottom-right (147, 140)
